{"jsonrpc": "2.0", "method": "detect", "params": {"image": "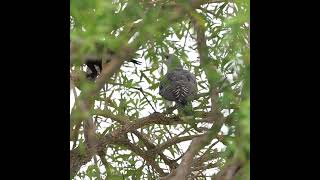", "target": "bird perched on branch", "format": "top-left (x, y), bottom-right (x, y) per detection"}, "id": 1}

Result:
top-left (70, 39), bottom-right (141, 86)
top-left (84, 48), bottom-right (141, 82)
top-left (159, 54), bottom-right (197, 115)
